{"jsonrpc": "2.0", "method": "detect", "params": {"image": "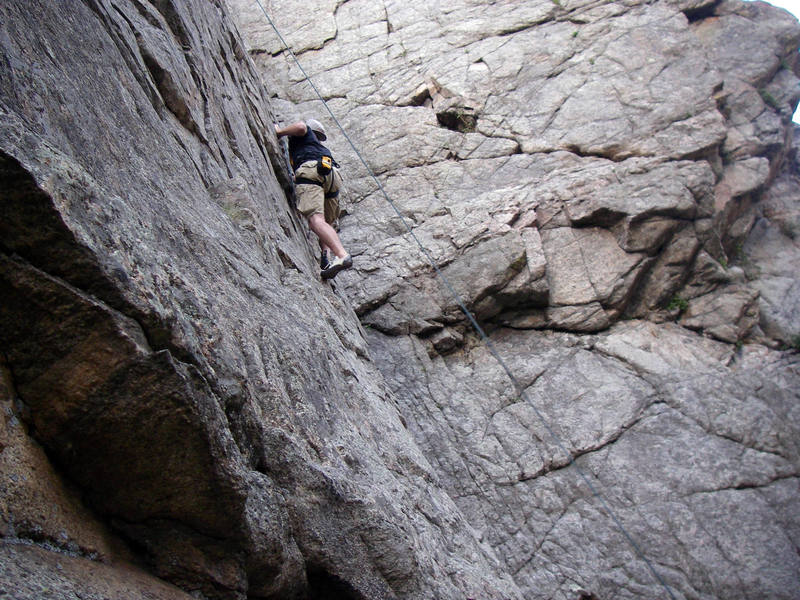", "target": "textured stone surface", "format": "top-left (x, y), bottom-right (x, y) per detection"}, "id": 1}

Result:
top-left (742, 125), bottom-right (800, 346)
top-left (0, 372), bottom-right (126, 560)
top-left (1, 0), bottom-right (799, 600)
top-left (237, 0), bottom-right (800, 344)
top-left (0, 1), bottom-right (522, 599)
top-left (0, 543), bottom-right (194, 600)
top-left (229, 0), bottom-right (800, 598)
top-left (367, 322), bottom-right (800, 600)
